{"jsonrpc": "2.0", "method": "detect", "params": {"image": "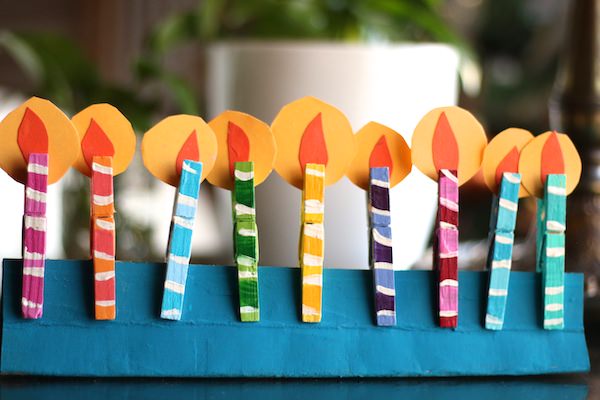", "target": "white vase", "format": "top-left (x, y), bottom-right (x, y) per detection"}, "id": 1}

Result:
top-left (206, 41), bottom-right (460, 269)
